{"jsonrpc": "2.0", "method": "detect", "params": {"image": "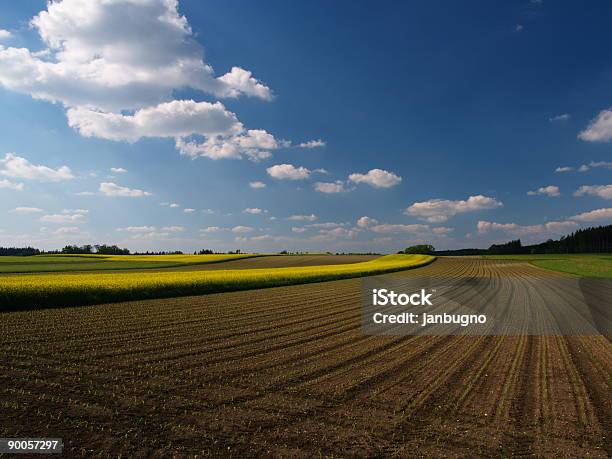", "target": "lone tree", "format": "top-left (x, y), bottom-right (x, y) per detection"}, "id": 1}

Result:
top-left (400, 244), bottom-right (435, 255)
